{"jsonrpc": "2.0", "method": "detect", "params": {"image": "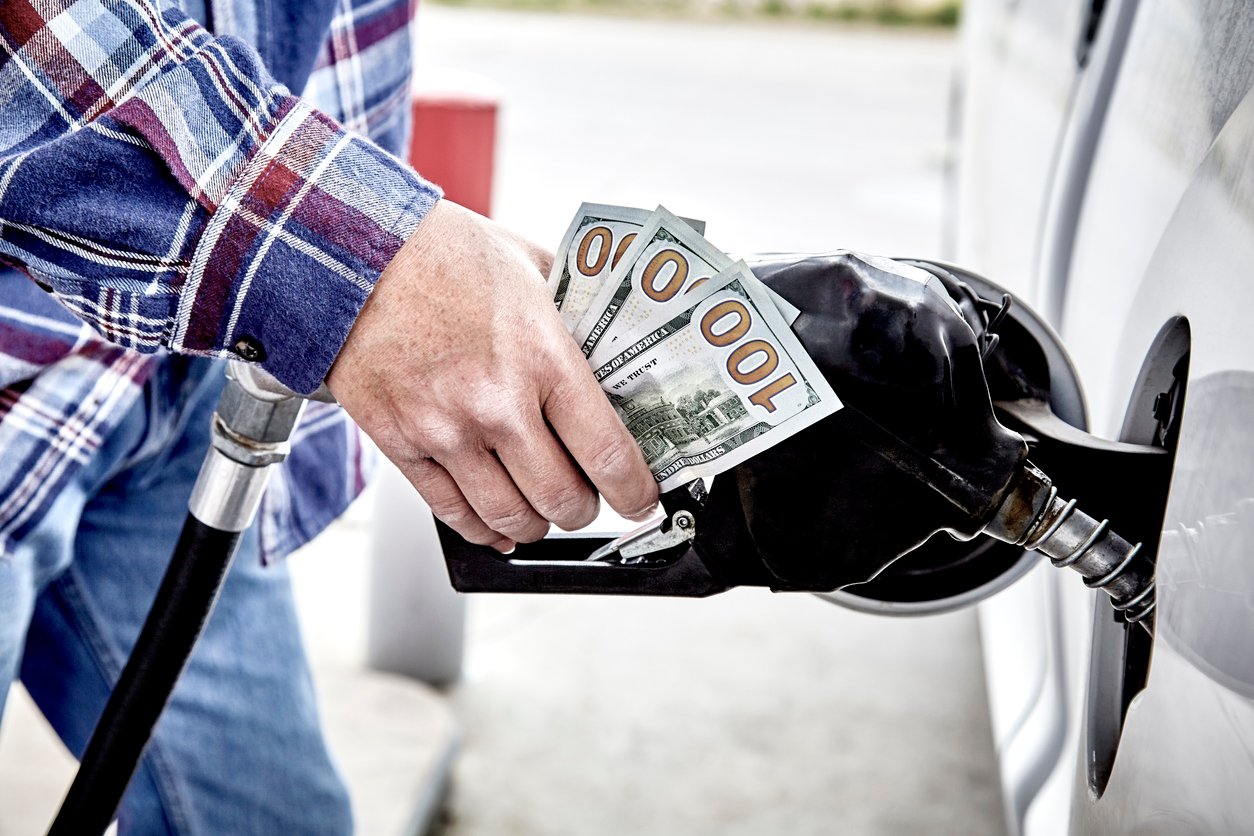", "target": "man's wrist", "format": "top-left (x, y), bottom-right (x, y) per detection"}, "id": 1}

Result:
top-left (175, 98), bottom-right (441, 395)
